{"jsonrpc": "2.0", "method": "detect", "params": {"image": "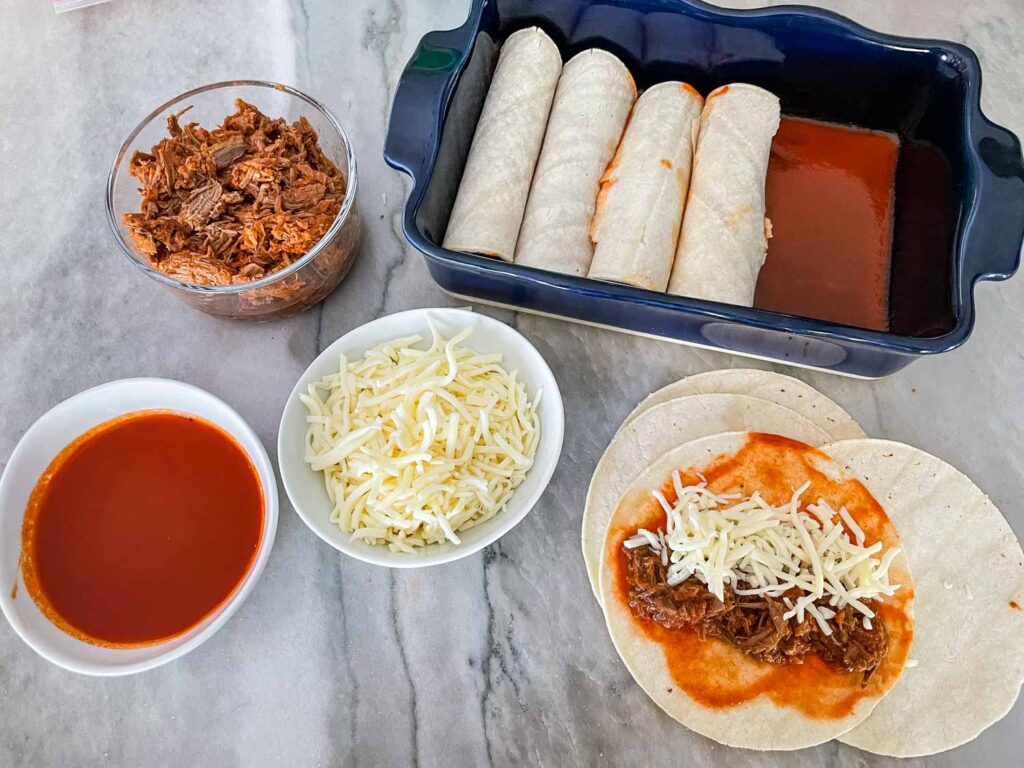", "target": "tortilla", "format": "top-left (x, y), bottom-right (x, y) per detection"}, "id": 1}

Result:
top-left (582, 393), bottom-right (833, 601)
top-left (587, 82), bottom-right (703, 291)
top-left (514, 48), bottom-right (636, 276)
top-left (442, 27), bottom-right (562, 261)
top-left (826, 439), bottom-right (1024, 757)
top-left (667, 83), bottom-right (780, 305)
top-left (624, 368), bottom-right (865, 441)
top-left (600, 432), bottom-right (914, 751)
